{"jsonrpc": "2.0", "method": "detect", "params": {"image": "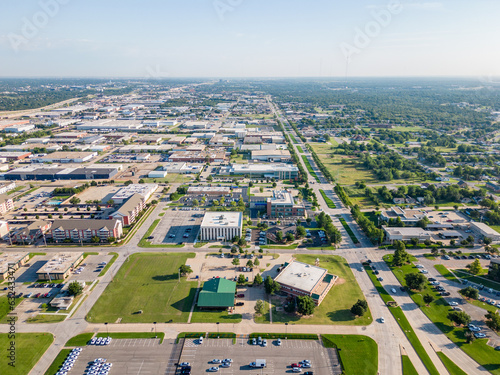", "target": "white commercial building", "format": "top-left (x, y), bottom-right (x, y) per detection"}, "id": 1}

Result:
top-left (111, 183), bottom-right (158, 204)
top-left (200, 212), bottom-right (242, 241)
top-left (469, 222), bottom-right (500, 242)
top-left (383, 226), bottom-right (432, 243)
